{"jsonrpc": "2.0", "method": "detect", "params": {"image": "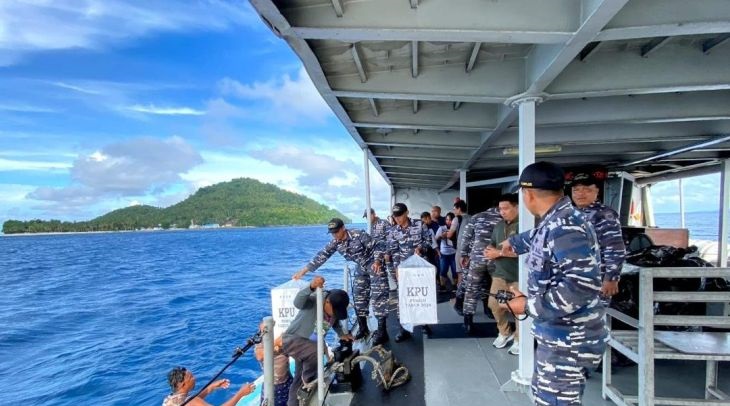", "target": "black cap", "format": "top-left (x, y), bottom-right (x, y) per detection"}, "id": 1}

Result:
top-left (326, 289), bottom-right (349, 320)
top-left (362, 208), bottom-right (375, 218)
top-left (518, 161), bottom-right (565, 191)
top-left (327, 218), bottom-right (344, 233)
top-left (572, 171), bottom-right (599, 187)
top-left (391, 203), bottom-right (408, 216)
